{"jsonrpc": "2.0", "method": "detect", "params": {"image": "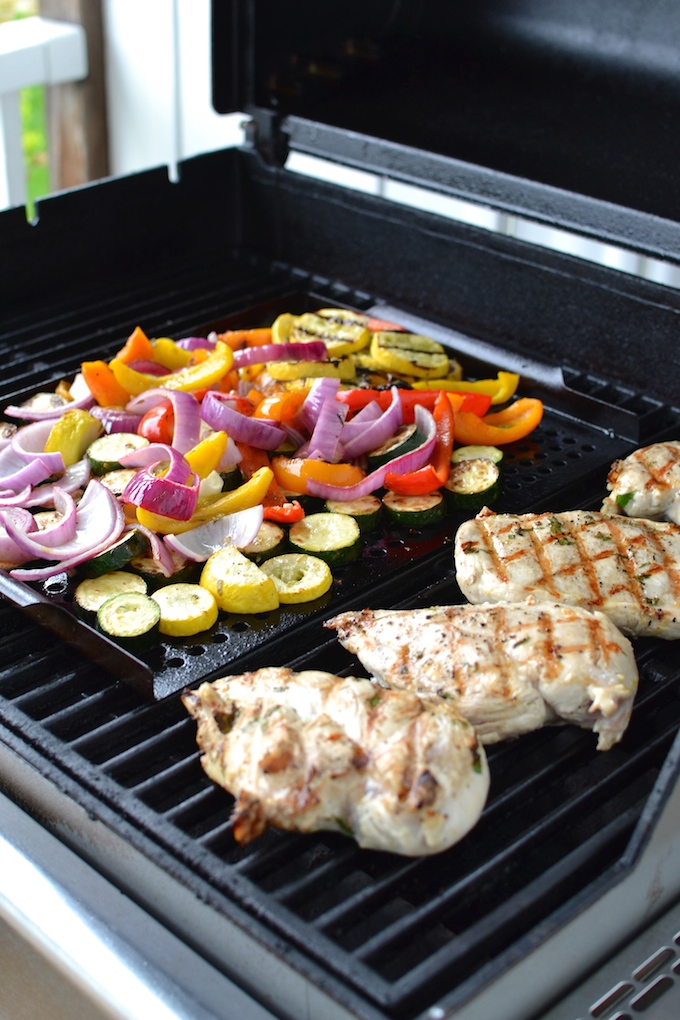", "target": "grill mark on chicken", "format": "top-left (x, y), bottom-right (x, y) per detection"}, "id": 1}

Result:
top-left (326, 602), bottom-right (638, 750)
top-left (455, 509), bottom-right (680, 638)
top-left (603, 441), bottom-right (680, 523)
